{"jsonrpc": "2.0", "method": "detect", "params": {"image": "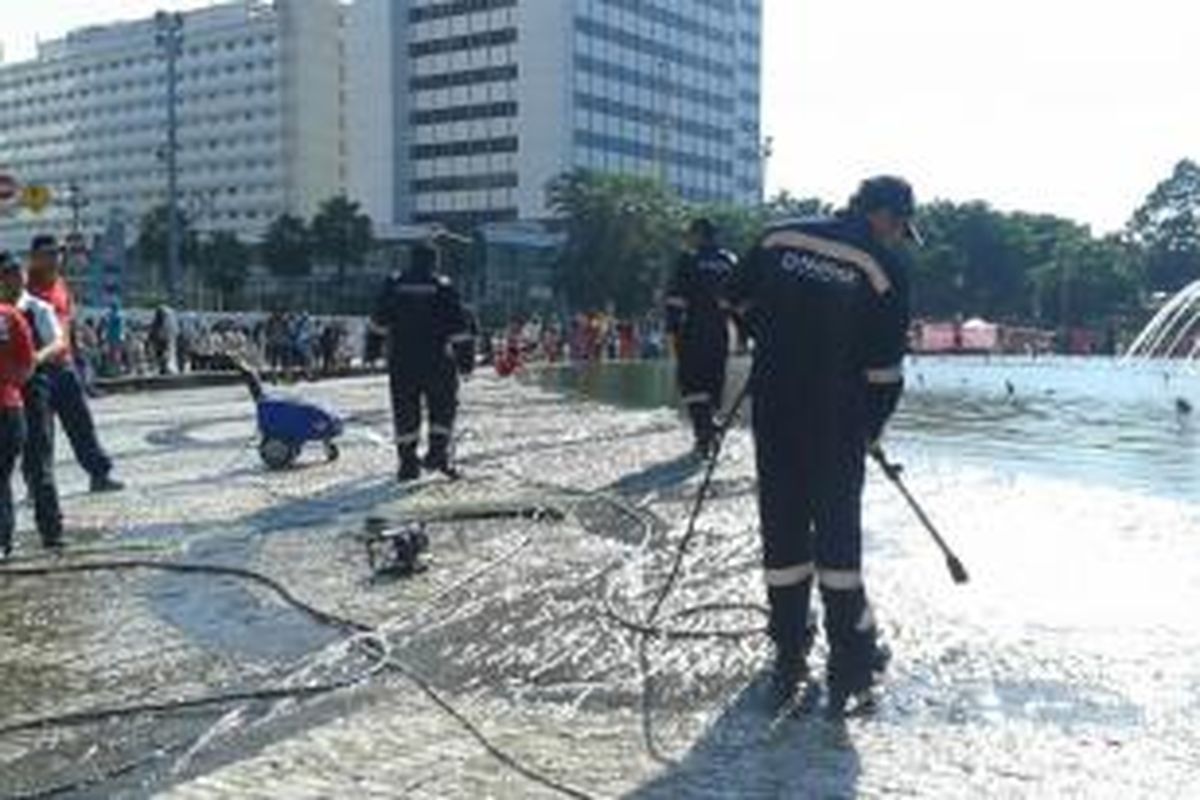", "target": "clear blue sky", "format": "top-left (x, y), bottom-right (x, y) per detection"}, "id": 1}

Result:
top-left (4, 0), bottom-right (1198, 233)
